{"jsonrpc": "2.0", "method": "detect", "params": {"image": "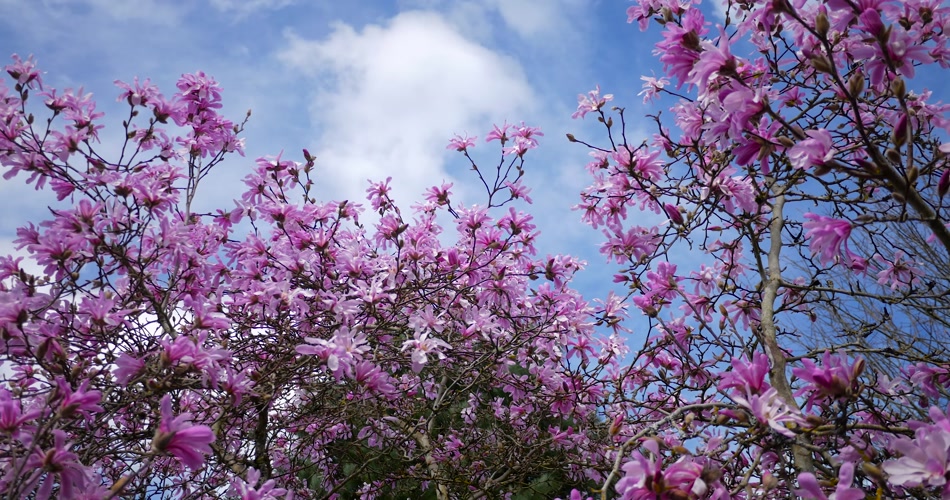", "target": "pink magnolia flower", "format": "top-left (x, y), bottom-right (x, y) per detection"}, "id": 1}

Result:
top-left (850, 13), bottom-right (934, 89)
top-left (639, 74), bottom-right (670, 103)
top-left (447, 133), bottom-right (476, 151)
top-left (228, 467), bottom-right (287, 500)
top-left (485, 121), bottom-right (511, 144)
top-left (504, 179), bottom-right (534, 203)
top-left (573, 85), bottom-right (614, 119)
top-left (792, 351), bottom-right (865, 410)
top-left (795, 462), bottom-right (865, 500)
top-left (731, 387), bottom-right (806, 438)
top-left (0, 388), bottom-right (42, 434)
top-left (875, 250), bottom-right (922, 290)
top-left (802, 213), bottom-right (866, 270)
top-left (151, 394), bottom-right (215, 470)
top-left (55, 378), bottom-right (103, 421)
top-left (788, 129), bottom-right (835, 170)
top-left (296, 327), bottom-right (370, 380)
top-left (112, 353), bottom-right (145, 386)
top-left (26, 430), bottom-right (93, 499)
top-left (5, 54), bottom-right (42, 89)
top-left (615, 440), bottom-right (724, 499)
top-left (719, 352), bottom-right (770, 395)
top-left (401, 331), bottom-right (451, 373)
top-left (883, 424), bottom-right (950, 493)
